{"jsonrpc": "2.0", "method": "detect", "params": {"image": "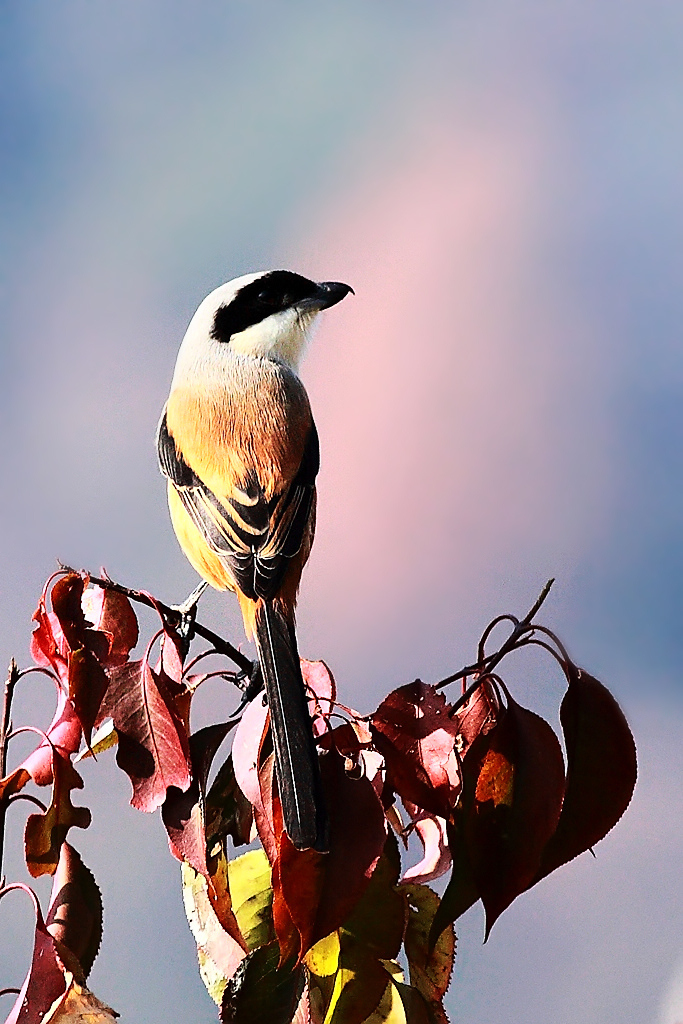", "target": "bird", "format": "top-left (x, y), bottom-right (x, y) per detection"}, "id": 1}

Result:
top-left (157, 269), bottom-right (353, 851)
